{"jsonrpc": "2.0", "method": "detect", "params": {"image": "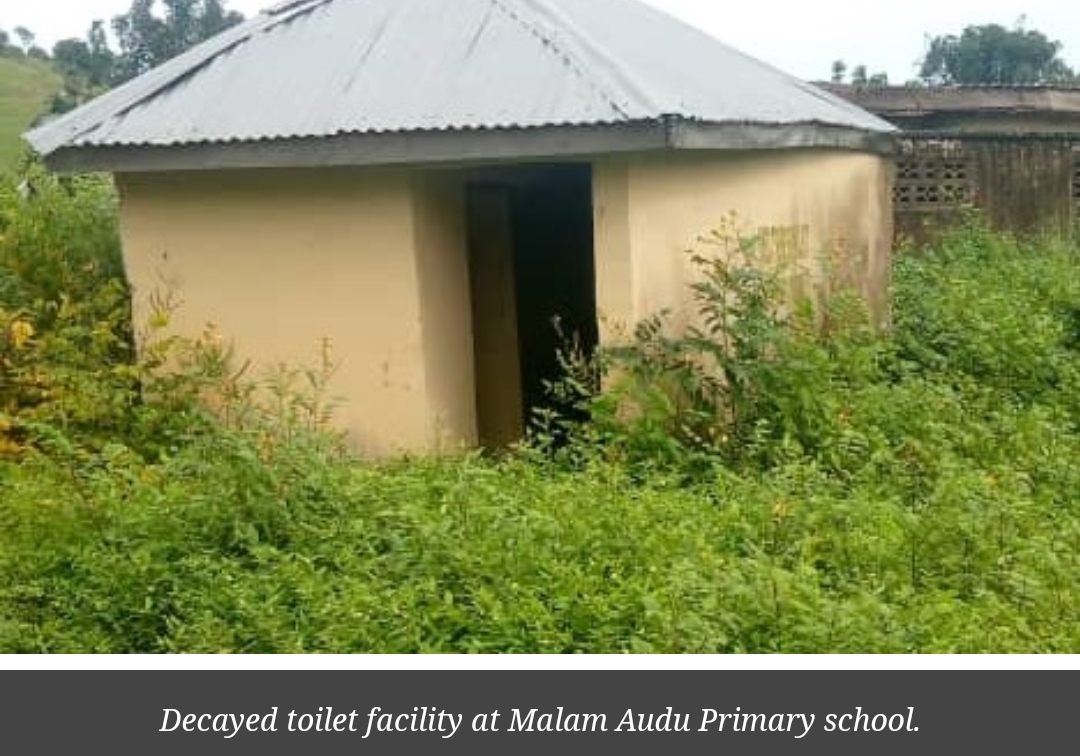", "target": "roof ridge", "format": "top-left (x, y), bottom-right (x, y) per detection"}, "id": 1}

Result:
top-left (489, 0), bottom-right (660, 120)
